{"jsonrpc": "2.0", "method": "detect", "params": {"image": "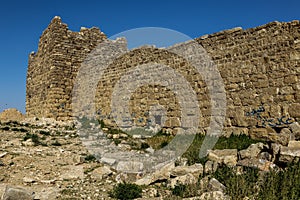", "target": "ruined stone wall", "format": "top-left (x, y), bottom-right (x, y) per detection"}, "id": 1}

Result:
top-left (26, 16), bottom-right (106, 121)
top-left (27, 17), bottom-right (300, 136)
top-left (196, 21), bottom-right (300, 135)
